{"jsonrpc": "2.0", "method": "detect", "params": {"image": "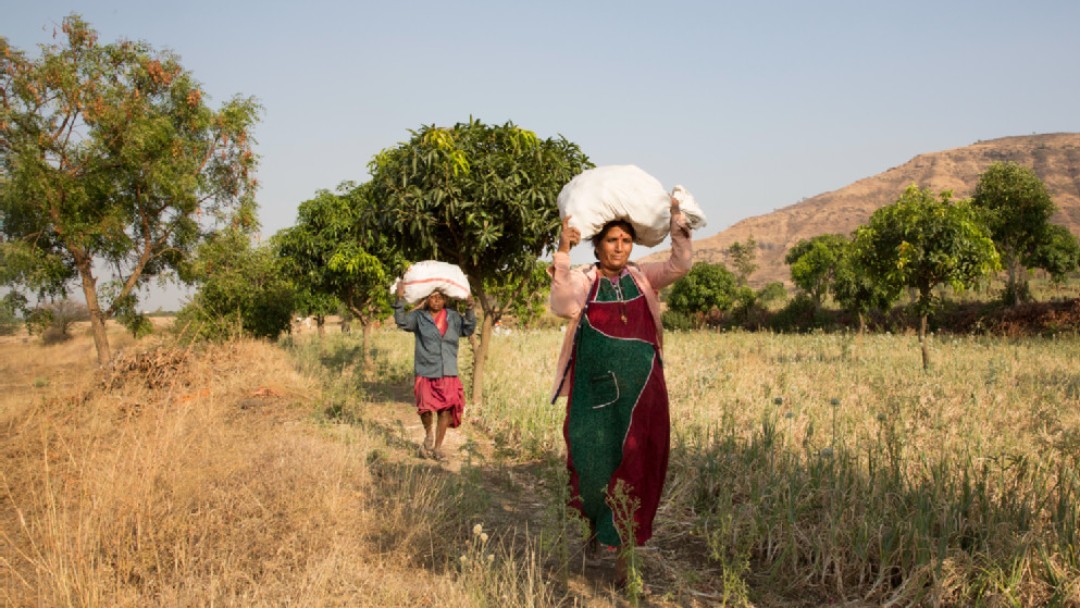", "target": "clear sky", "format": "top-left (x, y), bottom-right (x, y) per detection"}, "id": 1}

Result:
top-left (6, 1), bottom-right (1080, 309)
